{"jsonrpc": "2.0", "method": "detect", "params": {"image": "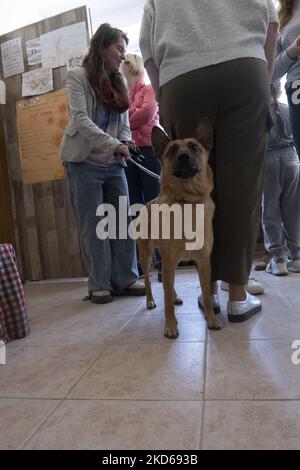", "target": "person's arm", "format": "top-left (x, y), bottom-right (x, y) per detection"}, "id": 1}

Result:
top-left (139, 1), bottom-right (159, 97)
top-left (286, 34), bottom-right (300, 59)
top-left (264, 22), bottom-right (279, 78)
top-left (130, 86), bottom-right (158, 128)
top-left (144, 60), bottom-right (159, 100)
top-left (272, 35), bottom-right (300, 82)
